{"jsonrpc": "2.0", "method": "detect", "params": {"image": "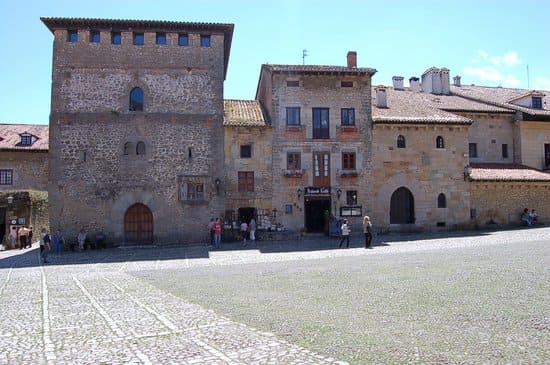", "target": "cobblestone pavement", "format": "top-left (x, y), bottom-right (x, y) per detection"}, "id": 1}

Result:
top-left (1, 227), bottom-right (549, 364)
